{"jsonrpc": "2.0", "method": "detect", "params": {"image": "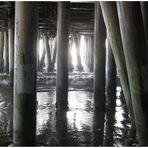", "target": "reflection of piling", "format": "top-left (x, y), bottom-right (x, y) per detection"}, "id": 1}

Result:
top-left (93, 2), bottom-right (106, 146)
top-left (13, 2), bottom-right (37, 146)
top-left (92, 108), bottom-right (104, 146)
top-left (120, 90), bottom-right (136, 146)
top-left (7, 102), bottom-right (13, 135)
top-left (56, 2), bottom-right (69, 110)
top-left (104, 38), bottom-right (116, 146)
top-left (56, 110), bottom-right (67, 146)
